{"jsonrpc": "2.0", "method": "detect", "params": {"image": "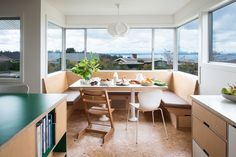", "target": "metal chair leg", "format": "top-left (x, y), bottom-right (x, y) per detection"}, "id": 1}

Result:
top-left (136, 110), bottom-right (139, 144)
top-left (126, 104), bottom-right (130, 130)
top-left (159, 108), bottom-right (168, 139)
top-left (152, 110), bottom-right (155, 127)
